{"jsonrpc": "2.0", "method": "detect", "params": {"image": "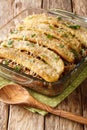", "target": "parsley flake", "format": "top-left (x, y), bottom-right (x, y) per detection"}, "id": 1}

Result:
top-left (66, 24), bottom-right (80, 29)
top-left (14, 65), bottom-right (21, 71)
top-left (10, 30), bottom-right (18, 34)
top-left (8, 40), bottom-right (14, 45)
top-left (49, 25), bottom-right (54, 29)
top-left (47, 34), bottom-right (53, 39)
top-left (2, 60), bottom-right (9, 65)
top-left (31, 34), bottom-right (36, 37)
top-left (70, 49), bottom-right (79, 58)
top-left (62, 33), bottom-right (68, 37)
top-left (57, 17), bottom-right (62, 21)
top-left (22, 35), bottom-right (26, 41)
top-left (59, 44), bottom-right (64, 48)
